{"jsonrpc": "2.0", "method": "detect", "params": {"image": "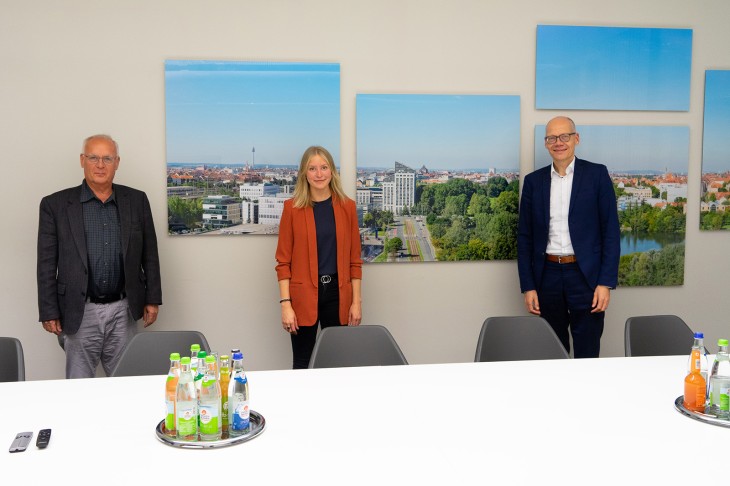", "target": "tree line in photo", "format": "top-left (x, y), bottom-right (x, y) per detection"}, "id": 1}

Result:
top-left (168, 196), bottom-right (203, 232)
top-left (365, 177), bottom-right (520, 261)
top-left (616, 190), bottom-right (686, 286)
top-left (700, 189), bottom-right (730, 230)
